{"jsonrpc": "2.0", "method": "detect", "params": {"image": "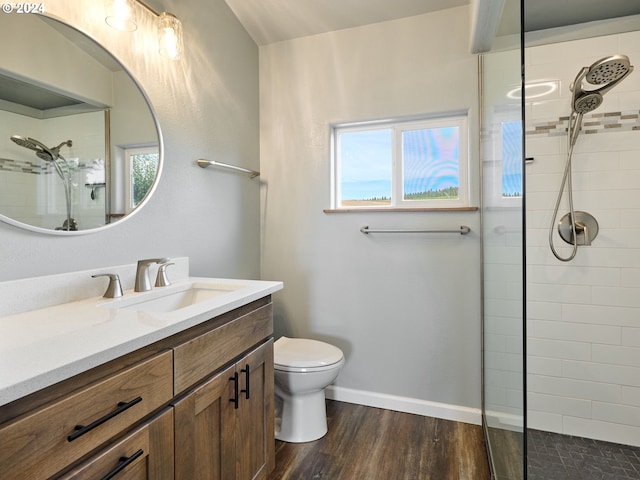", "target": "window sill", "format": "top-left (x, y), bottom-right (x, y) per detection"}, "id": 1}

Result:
top-left (323, 206), bottom-right (479, 213)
